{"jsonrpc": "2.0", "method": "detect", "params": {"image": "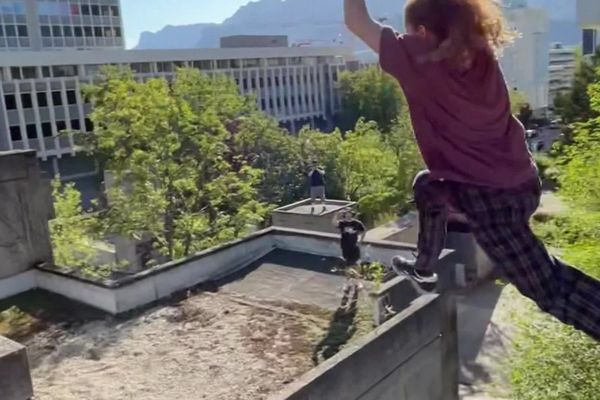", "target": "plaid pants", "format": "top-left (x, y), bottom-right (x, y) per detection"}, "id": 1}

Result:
top-left (413, 170), bottom-right (600, 341)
